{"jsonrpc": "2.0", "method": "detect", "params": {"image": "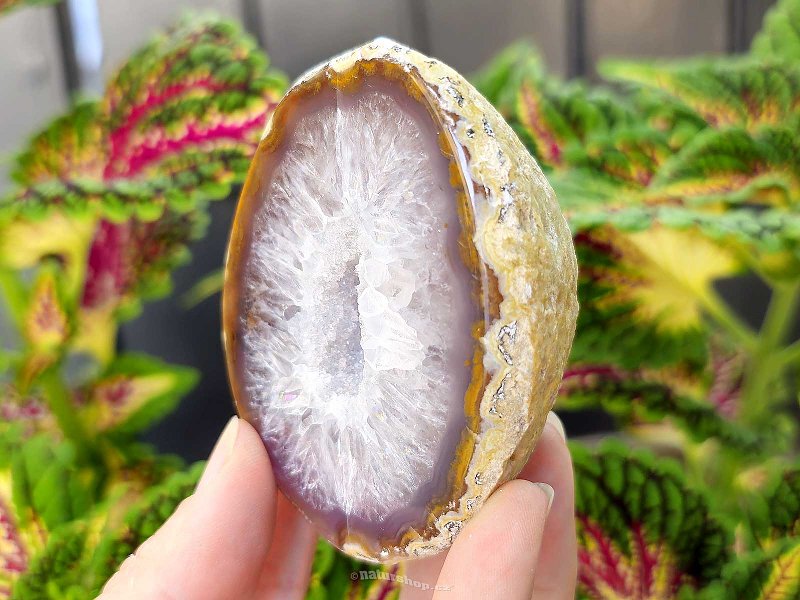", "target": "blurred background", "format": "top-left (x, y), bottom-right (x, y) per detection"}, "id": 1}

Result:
top-left (0, 0), bottom-right (779, 461)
